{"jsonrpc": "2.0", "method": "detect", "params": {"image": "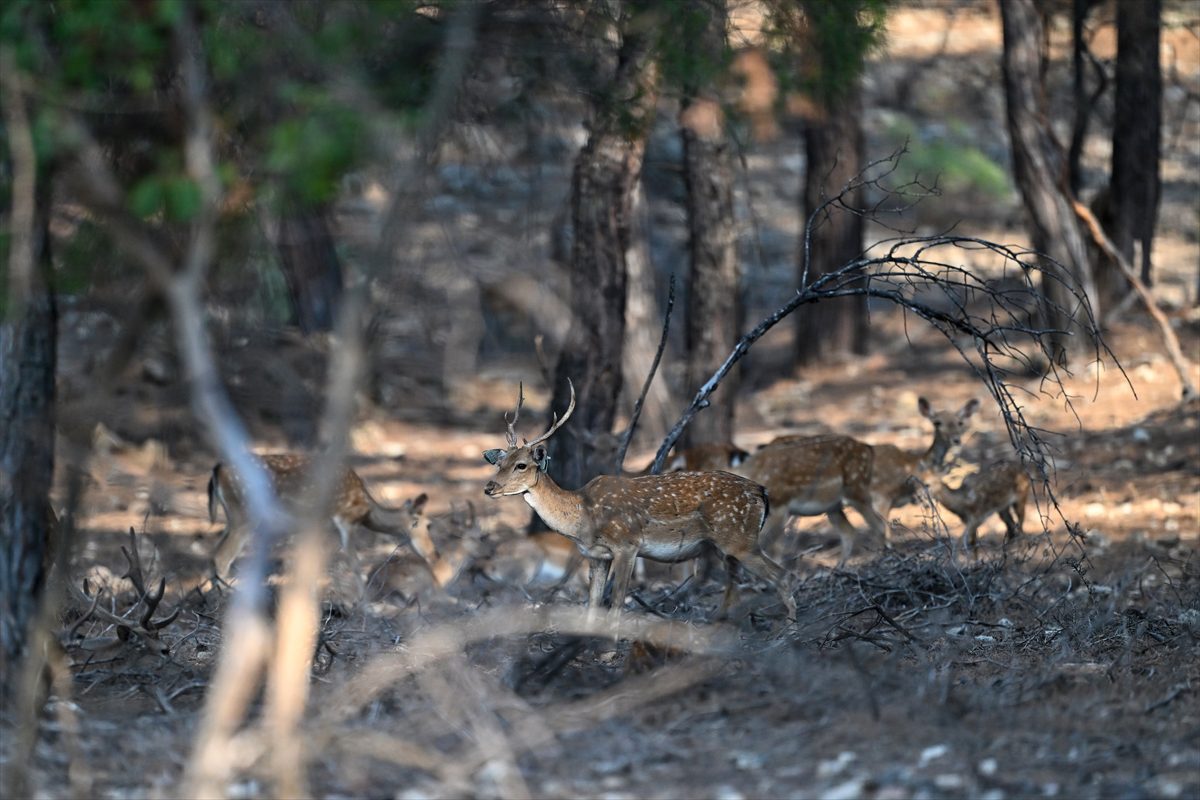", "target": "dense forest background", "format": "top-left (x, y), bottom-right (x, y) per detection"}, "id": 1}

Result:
top-left (1, 1), bottom-right (1198, 798)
